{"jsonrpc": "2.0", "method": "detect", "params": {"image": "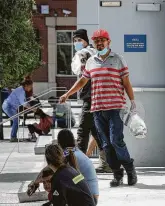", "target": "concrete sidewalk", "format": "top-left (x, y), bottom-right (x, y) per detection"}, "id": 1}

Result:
top-left (0, 142), bottom-right (165, 206)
